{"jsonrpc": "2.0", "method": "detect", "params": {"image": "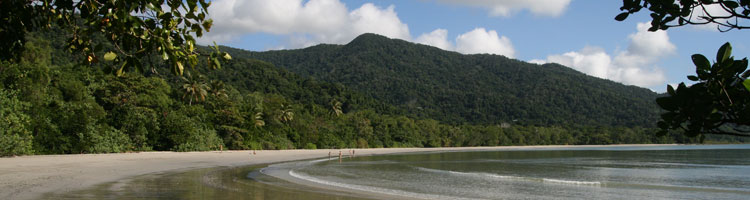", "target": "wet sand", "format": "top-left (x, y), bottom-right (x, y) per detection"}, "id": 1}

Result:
top-left (0, 145), bottom-right (674, 199)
